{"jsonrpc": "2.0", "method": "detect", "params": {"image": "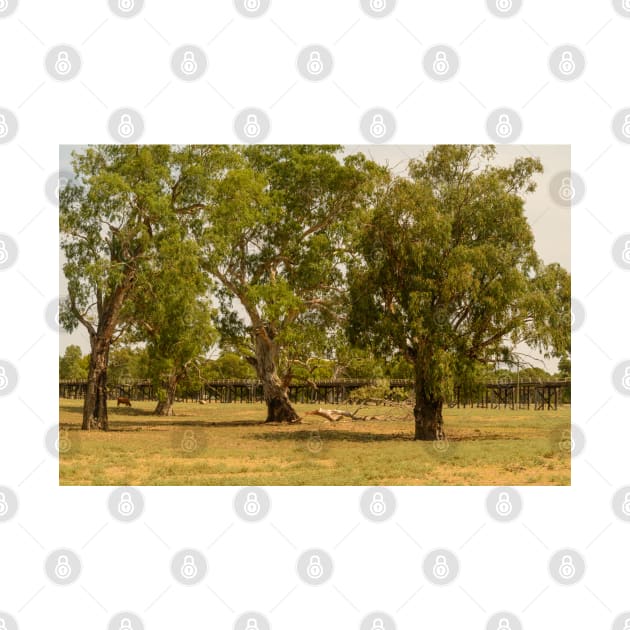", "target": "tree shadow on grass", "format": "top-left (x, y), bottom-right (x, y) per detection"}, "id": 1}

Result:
top-left (59, 418), bottom-right (267, 432)
top-left (59, 404), bottom-right (154, 418)
top-left (253, 429), bottom-right (415, 443)
top-left (253, 429), bottom-right (523, 443)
